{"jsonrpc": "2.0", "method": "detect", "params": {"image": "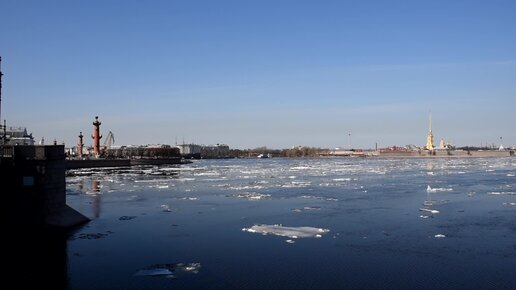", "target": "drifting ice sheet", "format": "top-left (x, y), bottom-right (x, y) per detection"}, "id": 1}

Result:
top-left (135, 263), bottom-right (201, 277)
top-left (242, 224), bottom-right (330, 239)
top-left (234, 192), bottom-right (271, 200)
top-left (487, 191), bottom-right (516, 195)
top-left (427, 185), bottom-right (453, 192)
top-left (419, 208), bottom-right (440, 214)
